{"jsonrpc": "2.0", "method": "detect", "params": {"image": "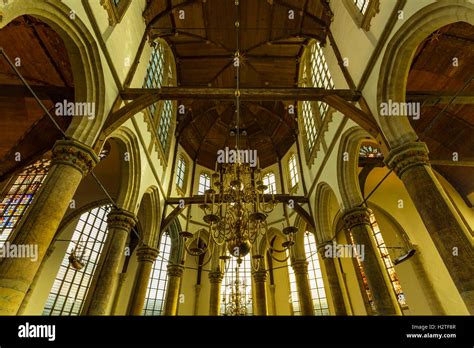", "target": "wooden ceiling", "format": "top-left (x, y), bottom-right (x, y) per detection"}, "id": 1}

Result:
top-left (0, 15), bottom-right (73, 181)
top-left (144, 0), bottom-right (332, 168)
top-left (406, 22), bottom-right (474, 203)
